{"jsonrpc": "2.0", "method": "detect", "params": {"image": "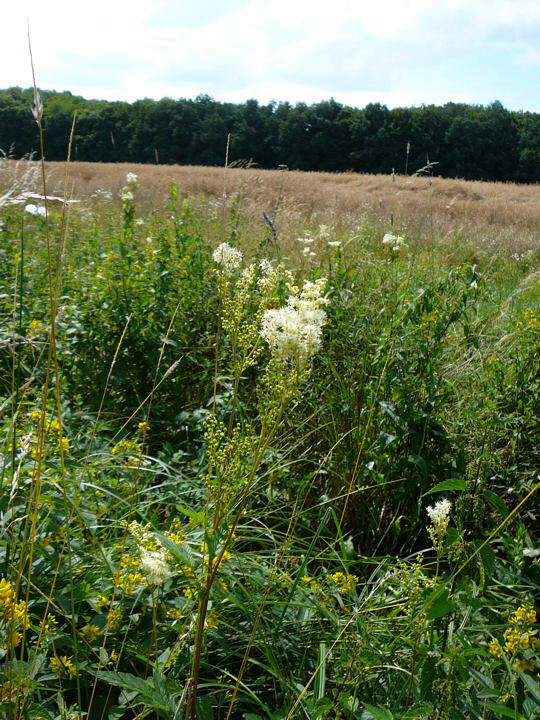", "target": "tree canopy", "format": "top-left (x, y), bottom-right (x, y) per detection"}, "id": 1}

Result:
top-left (1, 87), bottom-right (538, 182)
